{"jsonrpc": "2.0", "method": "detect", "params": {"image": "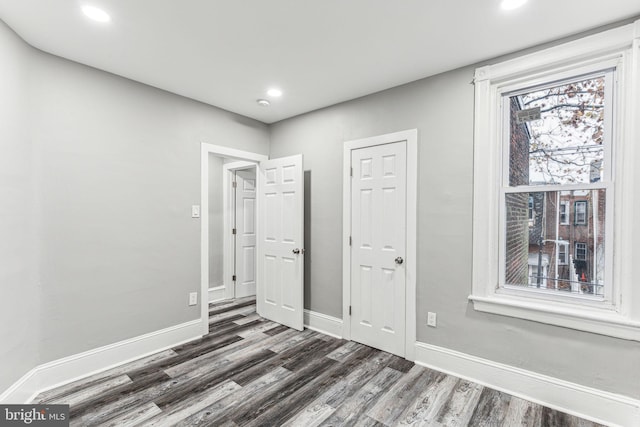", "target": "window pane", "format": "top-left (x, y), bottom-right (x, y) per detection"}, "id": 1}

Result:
top-left (508, 76), bottom-right (607, 186)
top-left (559, 201), bottom-right (569, 225)
top-left (504, 190), bottom-right (606, 296)
top-left (558, 243), bottom-right (568, 265)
